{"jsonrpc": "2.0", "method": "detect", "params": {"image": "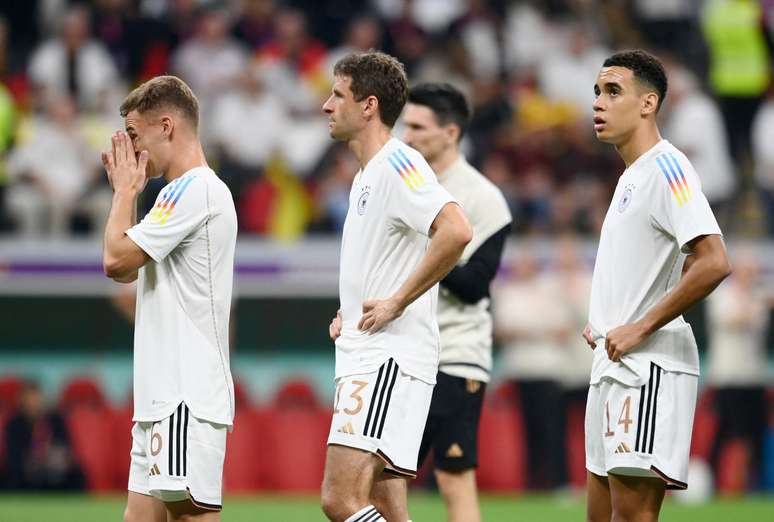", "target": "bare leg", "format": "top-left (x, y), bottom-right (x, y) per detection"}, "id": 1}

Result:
top-left (321, 444), bottom-right (386, 521)
top-left (370, 473), bottom-right (409, 521)
top-left (124, 491), bottom-right (166, 522)
top-left (608, 473), bottom-right (665, 522)
top-left (435, 468), bottom-right (480, 522)
top-left (586, 471), bottom-right (612, 522)
top-left (165, 498), bottom-right (221, 521)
